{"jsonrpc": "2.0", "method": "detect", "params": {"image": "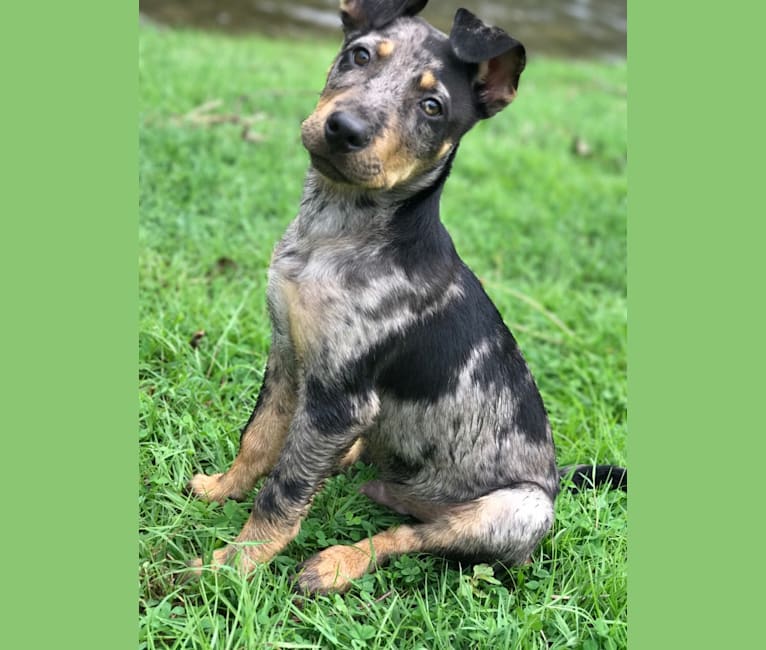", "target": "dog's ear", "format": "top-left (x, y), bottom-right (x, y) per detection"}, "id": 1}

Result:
top-left (449, 8), bottom-right (526, 118)
top-left (340, 0), bottom-right (428, 35)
